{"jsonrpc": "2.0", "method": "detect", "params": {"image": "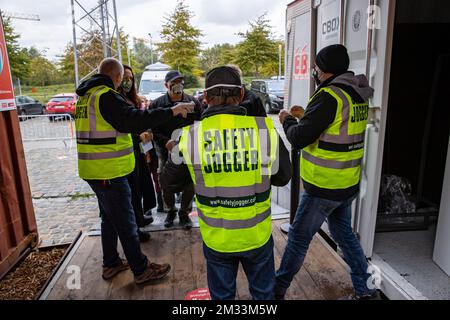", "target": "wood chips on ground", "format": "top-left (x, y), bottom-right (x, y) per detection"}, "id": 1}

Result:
top-left (0, 248), bottom-right (66, 300)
